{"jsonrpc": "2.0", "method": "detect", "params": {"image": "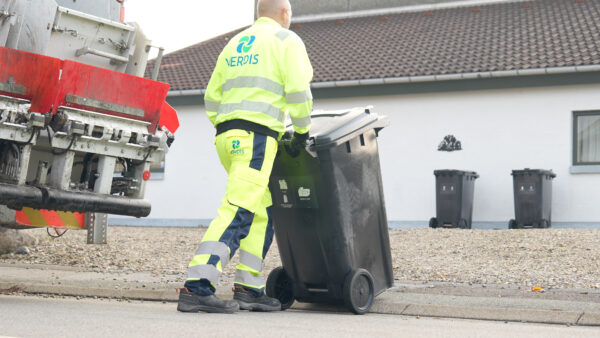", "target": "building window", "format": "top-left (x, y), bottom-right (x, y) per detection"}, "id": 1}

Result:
top-left (573, 111), bottom-right (600, 166)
